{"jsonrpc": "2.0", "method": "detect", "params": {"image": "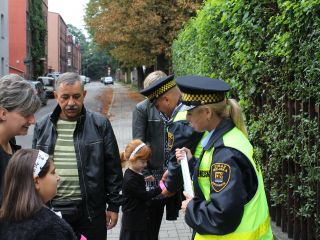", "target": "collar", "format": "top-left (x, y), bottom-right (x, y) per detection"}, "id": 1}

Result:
top-left (9, 139), bottom-right (21, 153)
top-left (160, 100), bottom-right (183, 123)
top-left (201, 130), bottom-right (214, 148)
top-left (50, 104), bottom-right (86, 124)
top-left (203, 118), bottom-right (234, 151)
